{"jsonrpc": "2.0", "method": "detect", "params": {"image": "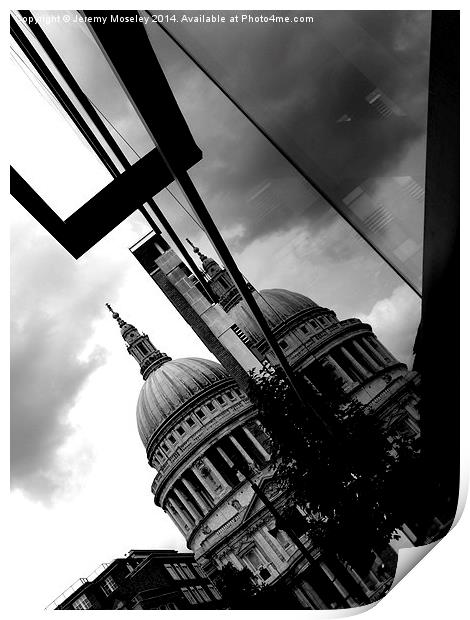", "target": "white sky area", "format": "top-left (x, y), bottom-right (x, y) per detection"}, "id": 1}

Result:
top-left (8, 4), bottom-right (454, 617)
top-left (9, 48), bottom-right (207, 610)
